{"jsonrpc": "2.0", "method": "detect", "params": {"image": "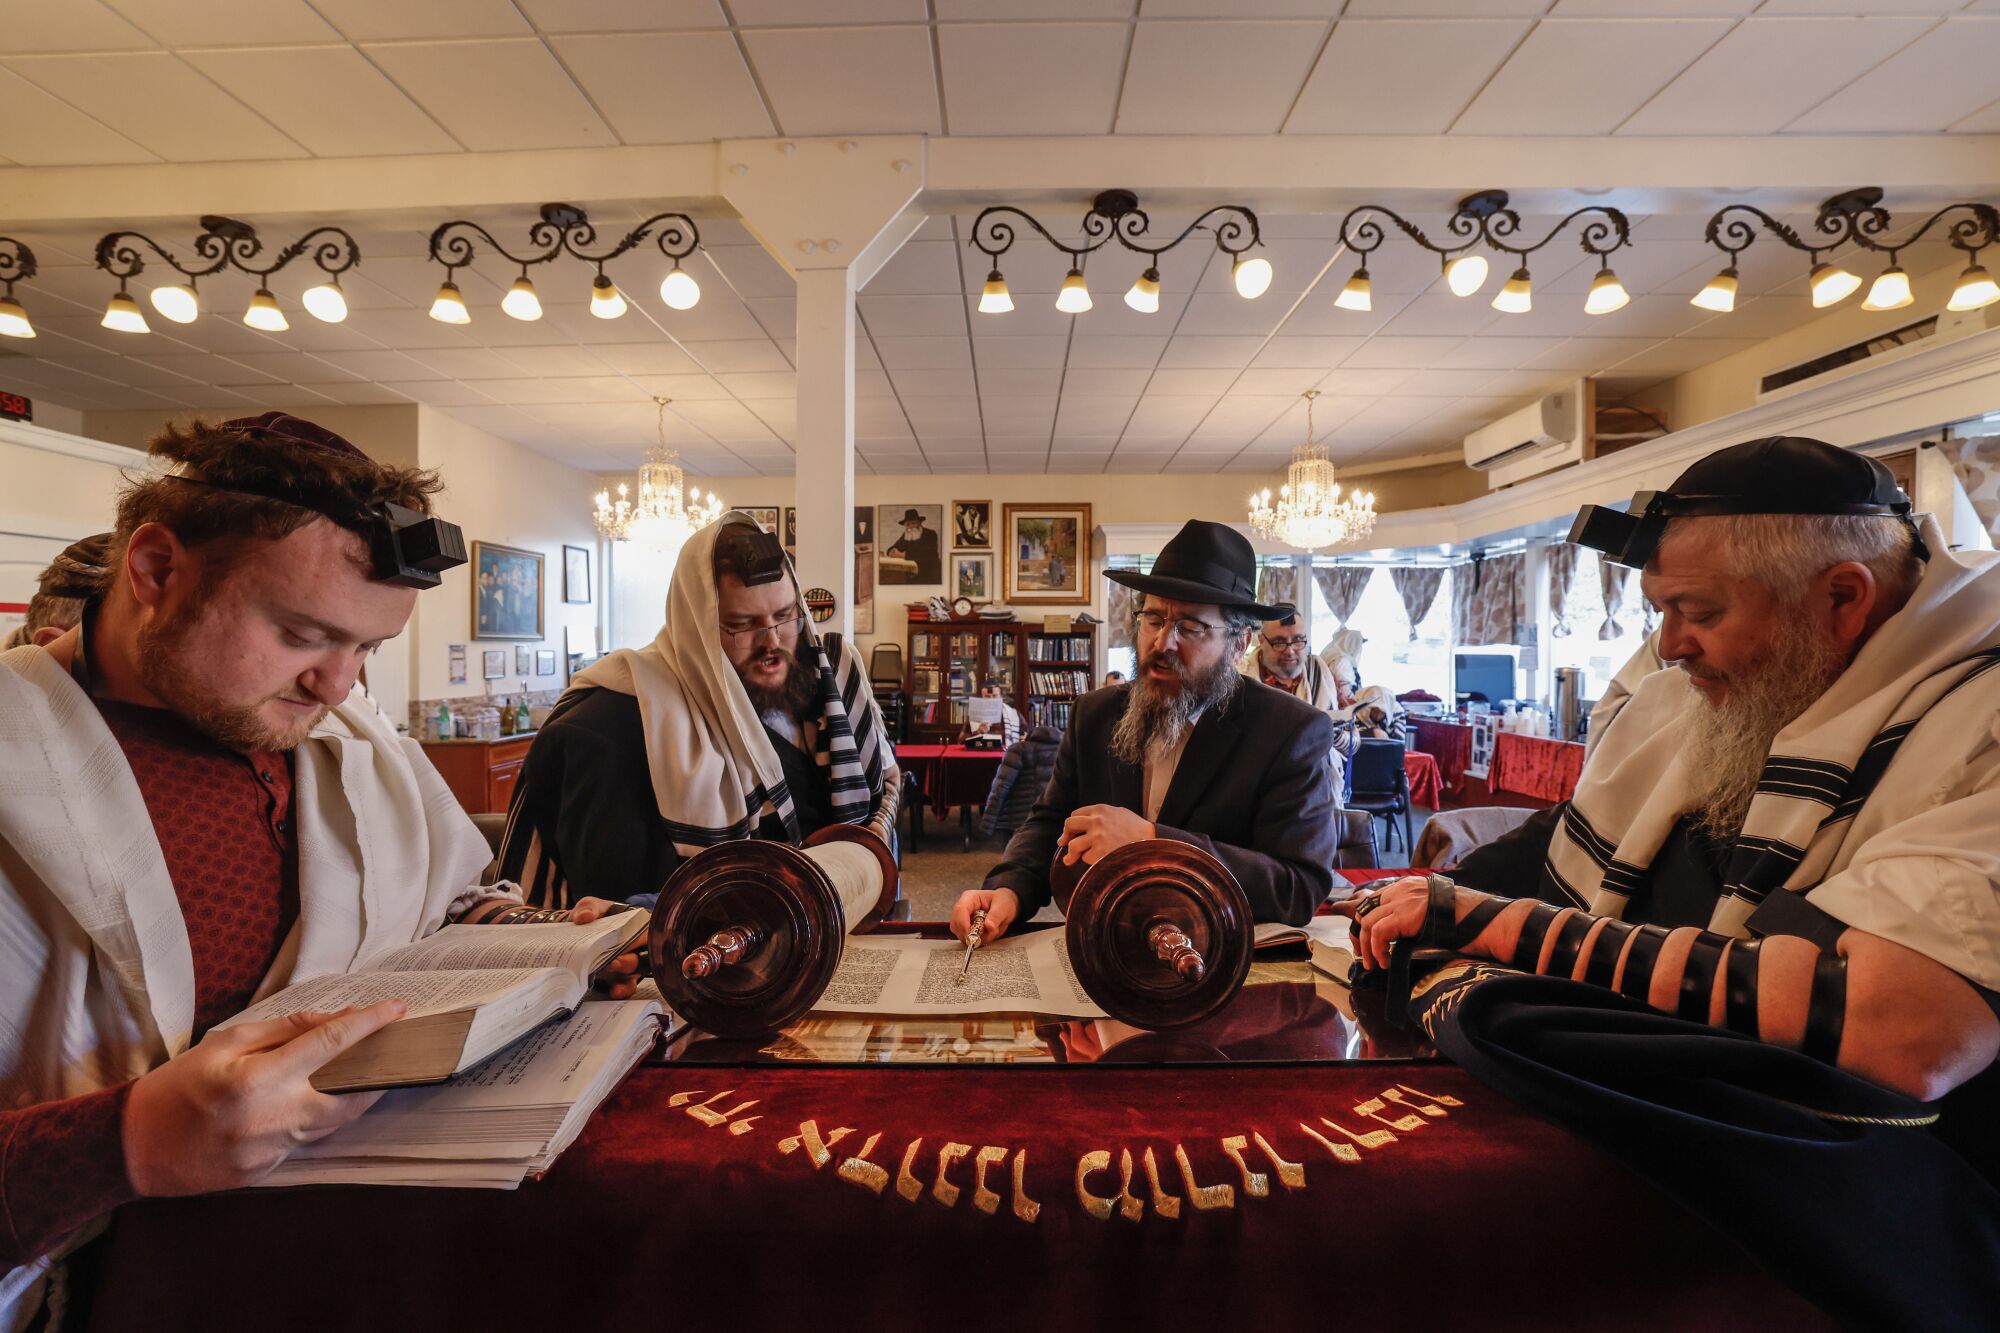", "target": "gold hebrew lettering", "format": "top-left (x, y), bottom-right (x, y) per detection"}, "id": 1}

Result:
top-left (777, 1121), bottom-right (854, 1167)
top-left (896, 1138), bottom-right (925, 1203)
top-left (1075, 1150), bottom-right (1116, 1222)
top-left (1320, 1115), bottom-right (1396, 1150)
top-left (688, 1097), bottom-right (759, 1128)
top-left (1220, 1135), bottom-right (1270, 1198)
top-left (1383, 1088), bottom-right (1447, 1119)
top-left (1011, 1150), bottom-right (1041, 1224)
top-left (972, 1146), bottom-right (1008, 1215)
top-left (1141, 1147), bottom-right (1183, 1219)
top-left (667, 1089), bottom-right (705, 1107)
top-left (836, 1132), bottom-right (890, 1196)
top-left (934, 1142), bottom-right (972, 1208)
top-left (1297, 1120), bottom-right (1361, 1164)
top-left (1115, 1148), bottom-right (1145, 1222)
top-left (1397, 1081), bottom-right (1464, 1108)
top-left (728, 1117), bottom-right (761, 1137)
top-left (1173, 1143), bottom-right (1236, 1211)
top-left (1354, 1097), bottom-right (1424, 1132)
top-left (1252, 1132), bottom-right (1306, 1190)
